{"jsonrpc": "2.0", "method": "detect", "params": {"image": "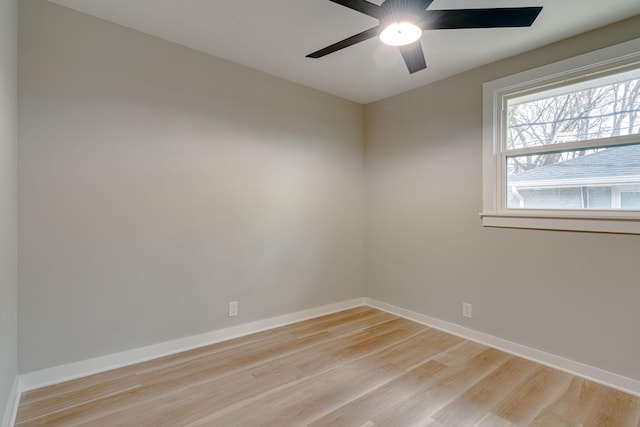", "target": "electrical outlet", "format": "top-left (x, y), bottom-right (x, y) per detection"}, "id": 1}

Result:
top-left (228, 301), bottom-right (238, 317)
top-left (463, 302), bottom-right (472, 319)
